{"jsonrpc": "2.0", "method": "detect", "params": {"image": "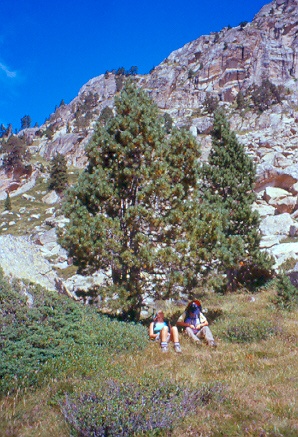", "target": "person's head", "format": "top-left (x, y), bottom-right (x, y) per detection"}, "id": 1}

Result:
top-left (186, 300), bottom-right (201, 315)
top-left (154, 310), bottom-right (164, 322)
